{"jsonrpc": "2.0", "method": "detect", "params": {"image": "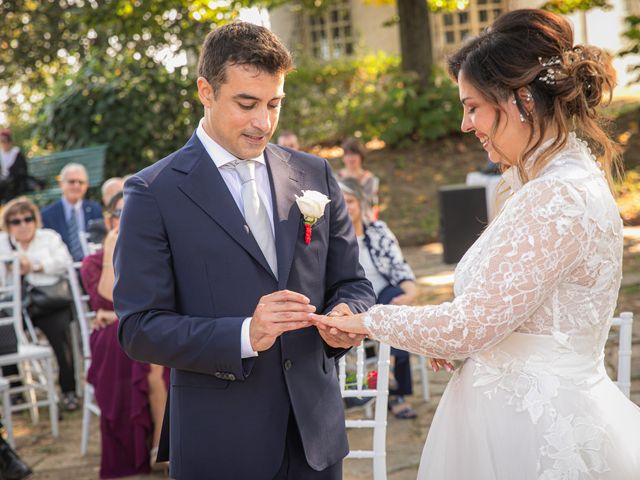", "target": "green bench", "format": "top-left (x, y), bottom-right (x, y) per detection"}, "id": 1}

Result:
top-left (26, 145), bottom-right (108, 207)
